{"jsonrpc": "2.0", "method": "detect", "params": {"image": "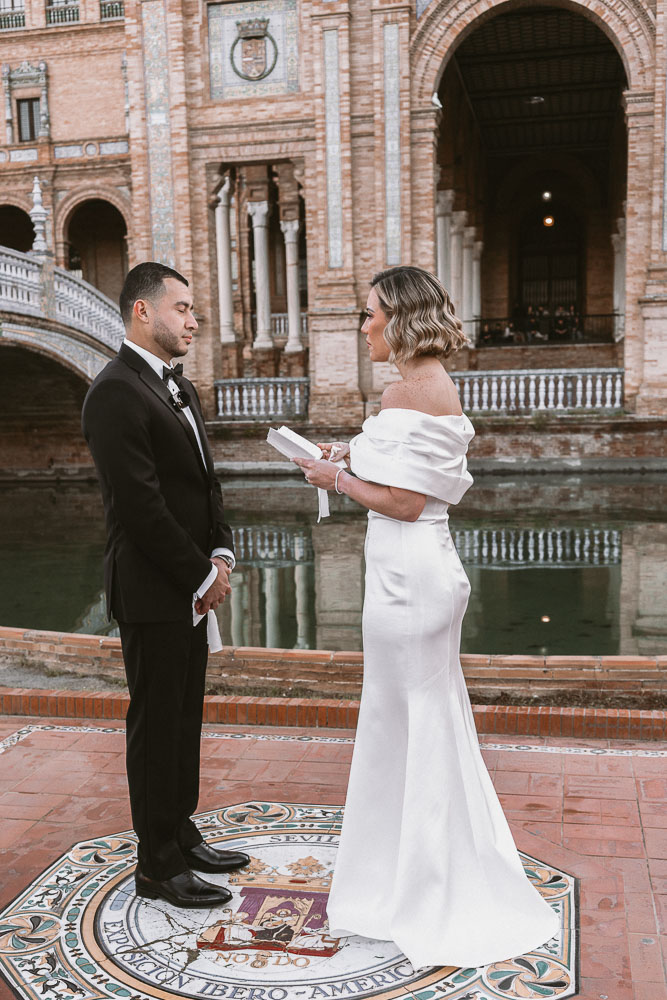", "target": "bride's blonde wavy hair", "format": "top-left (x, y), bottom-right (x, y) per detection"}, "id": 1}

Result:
top-left (370, 265), bottom-right (466, 362)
